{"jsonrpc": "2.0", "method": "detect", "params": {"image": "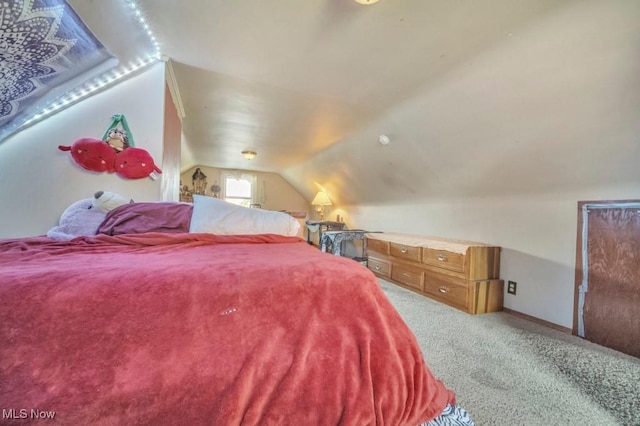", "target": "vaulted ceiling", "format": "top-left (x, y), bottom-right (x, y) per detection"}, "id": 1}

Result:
top-left (70, 0), bottom-right (640, 204)
top-left (159, 0), bottom-right (571, 173)
top-left (71, 0), bottom-right (569, 172)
